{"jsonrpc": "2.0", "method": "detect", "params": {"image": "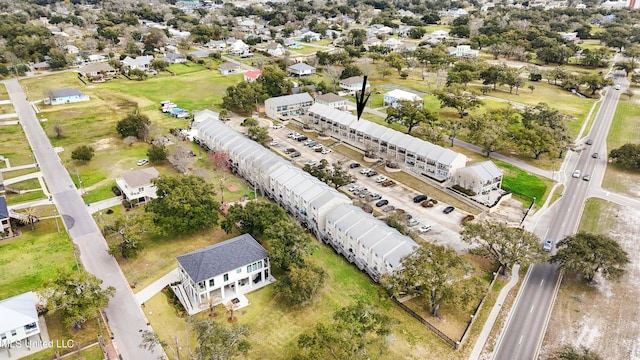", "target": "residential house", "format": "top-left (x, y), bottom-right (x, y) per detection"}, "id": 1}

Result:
top-left (283, 38), bottom-right (301, 48)
top-left (244, 69), bottom-right (263, 82)
top-left (339, 76), bottom-right (370, 95)
top-left (0, 171), bottom-right (4, 194)
top-left (264, 93), bottom-right (314, 120)
top-left (453, 161), bottom-right (503, 195)
top-left (205, 40), bottom-right (226, 50)
top-left (121, 55), bottom-right (154, 71)
top-left (161, 53), bottom-right (187, 64)
top-left (115, 167), bottom-right (160, 206)
top-left (427, 29), bottom-right (450, 43)
top-left (189, 50), bottom-right (211, 59)
top-left (228, 40), bottom-right (250, 56)
top-left (174, 234), bottom-right (272, 314)
top-left (87, 54), bottom-right (109, 63)
top-left (383, 89), bottom-right (423, 108)
top-left (363, 37), bottom-right (382, 50)
top-left (266, 42), bottom-right (285, 57)
top-left (451, 45), bottom-right (479, 58)
top-left (0, 195), bottom-right (11, 237)
top-left (78, 63), bottom-right (117, 79)
top-left (301, 31), bottom-right (321, 42)
top-left (315, 93), bottom-right (347, 111)
top-left (64, 45), bottom-right (79, 54)
top-left (47, 88), bottom-right (90, 106)
top-left (291, 84), bottom-right (316, 96)
top-left (287, 63), bottom-right (316, 77)
top-left (218, 62), bottom-right (242, 75)
top-left (33, 61), bottom-right (50, 71)
top-left (559, 32), bottom-right (580, 42)
top-left (383, 38), bottom-right (404, 51)
top-left (238, 19), bottom-right (257, 32)
top-left (0, 292), bottom-right (41, 347)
